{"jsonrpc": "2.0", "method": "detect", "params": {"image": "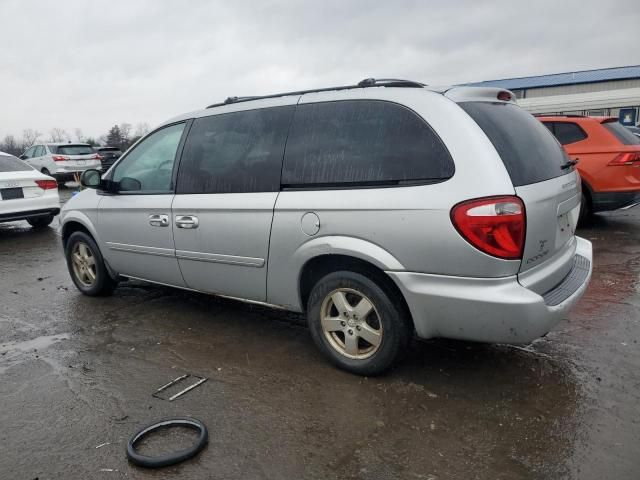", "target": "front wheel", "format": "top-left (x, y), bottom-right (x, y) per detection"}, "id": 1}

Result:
top-left (65, 231), bottom-right (117, 296)
top-left (307, 271), bottom-right (411, 376)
